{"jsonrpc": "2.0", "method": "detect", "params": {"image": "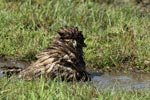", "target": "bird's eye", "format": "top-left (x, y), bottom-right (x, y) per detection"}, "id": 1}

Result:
top-left (65, 39), bottom-right (70, 42)
top-left (64, 39), bottom-right (77, 48)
